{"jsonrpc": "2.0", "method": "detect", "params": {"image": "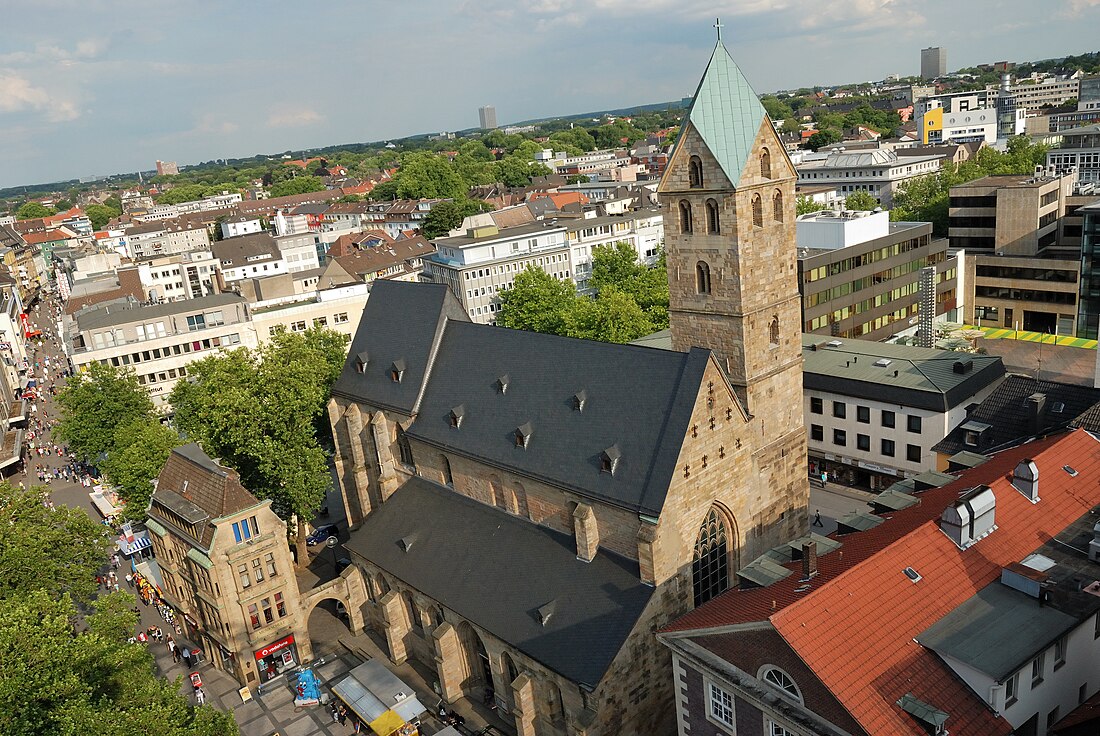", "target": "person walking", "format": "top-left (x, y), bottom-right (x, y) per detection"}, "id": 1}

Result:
top-left (813, 510), bottom-right (824, 528)
top-left (195, 687), bottom-right (206, 705)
